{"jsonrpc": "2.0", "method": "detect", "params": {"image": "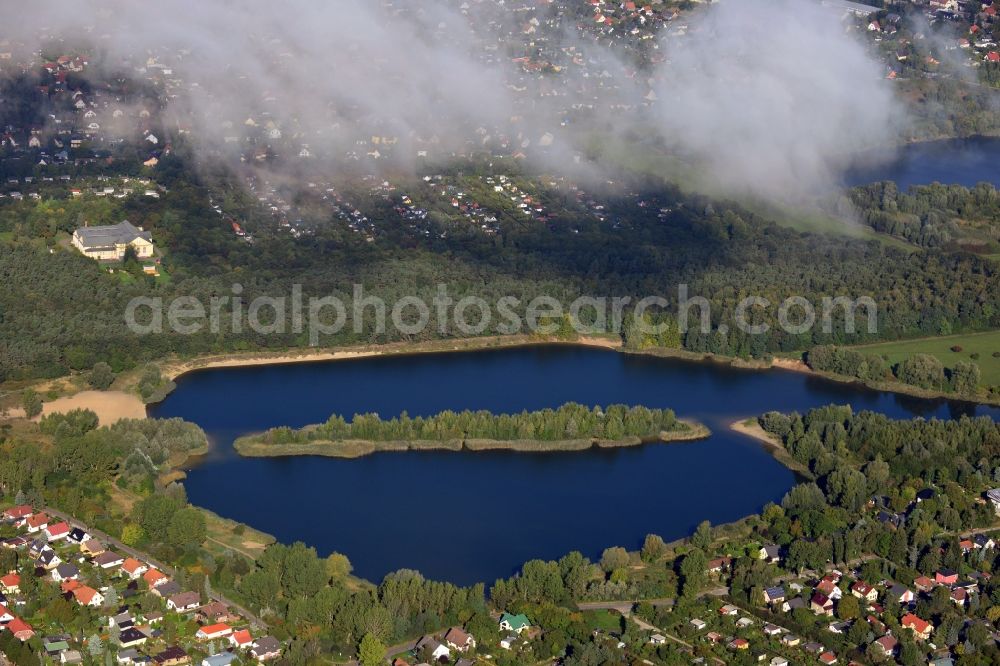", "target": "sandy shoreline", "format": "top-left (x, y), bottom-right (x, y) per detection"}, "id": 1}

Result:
top-left (159, 335), bottom-right (622, 382)
top-left (729, 418), bottom-right (812, 478)
top-left (39, 391), bottom-right (147, 425)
